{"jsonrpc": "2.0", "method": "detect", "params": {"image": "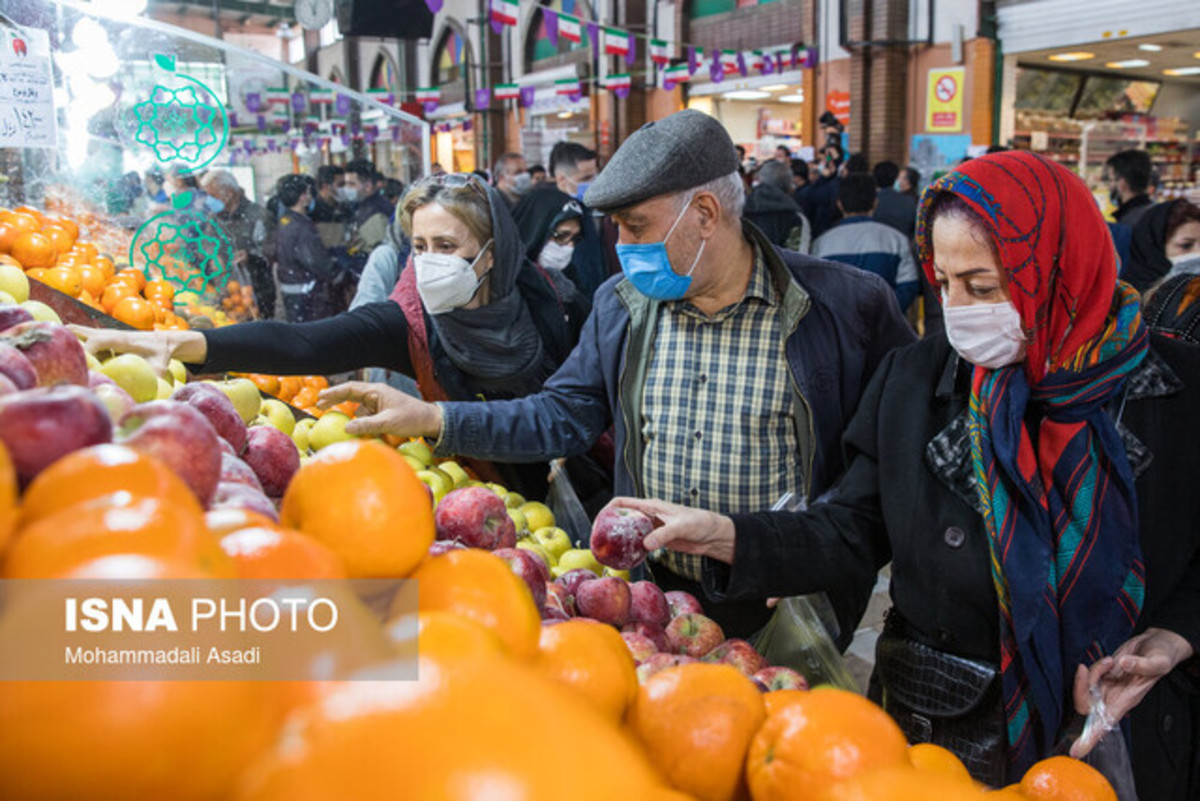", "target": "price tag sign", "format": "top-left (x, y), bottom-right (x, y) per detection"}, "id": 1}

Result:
top-left (0, 26), bottom-right (56, 148)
